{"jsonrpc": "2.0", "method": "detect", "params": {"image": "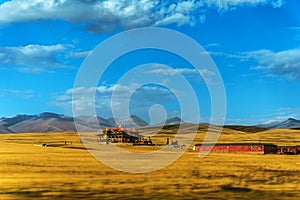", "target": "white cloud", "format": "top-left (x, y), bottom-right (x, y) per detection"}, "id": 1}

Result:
top-left (51, 84), bottom-right (177, 117)
top-left (155, 13), bottom-right (193, 26)
top-left (0, 0), bottom-right (284, 33)
top-left (0, 44), bottom-right (67, 73)
top-left (244, 48), bottom-right (300, 80)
